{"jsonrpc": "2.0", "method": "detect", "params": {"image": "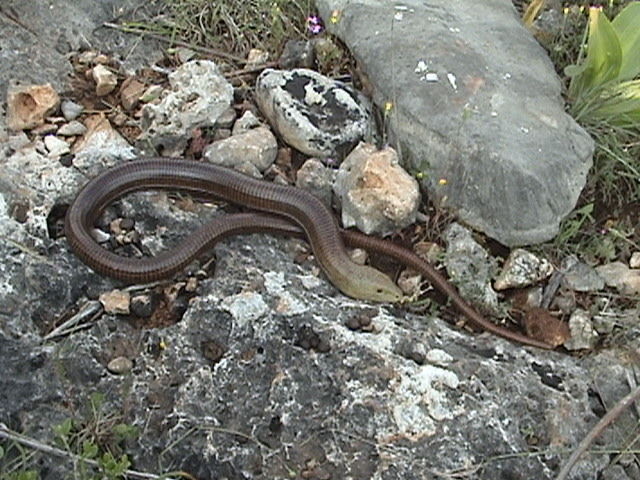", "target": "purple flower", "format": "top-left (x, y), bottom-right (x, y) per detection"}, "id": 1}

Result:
top-left (307, 15), bottom-right (323, 34)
